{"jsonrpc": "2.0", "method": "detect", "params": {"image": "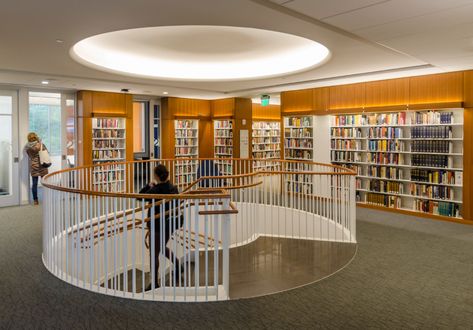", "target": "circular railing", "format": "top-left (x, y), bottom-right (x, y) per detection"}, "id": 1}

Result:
top-left (42, 158), bottom-right (356, 302)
